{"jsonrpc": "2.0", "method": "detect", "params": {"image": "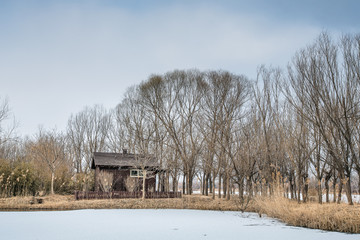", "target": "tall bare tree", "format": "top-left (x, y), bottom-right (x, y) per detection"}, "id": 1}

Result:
top-left (30, 129), bottom-right (66, 195)
top-left (285, 32), bottom-right (360, 204)
top-left (67, 105), bottom-right (111, 174)
top-left (140, 70), bottom-right (206, 194)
